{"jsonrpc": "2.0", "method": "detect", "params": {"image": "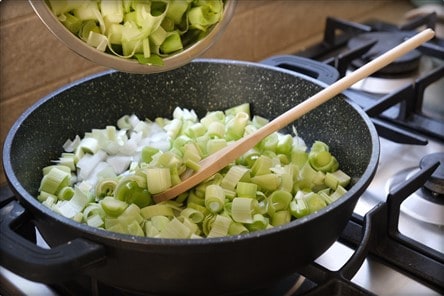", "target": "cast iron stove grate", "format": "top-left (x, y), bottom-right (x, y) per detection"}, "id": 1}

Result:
top-left (280, 14), bottom-right (444, 142)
